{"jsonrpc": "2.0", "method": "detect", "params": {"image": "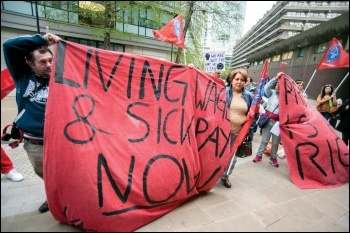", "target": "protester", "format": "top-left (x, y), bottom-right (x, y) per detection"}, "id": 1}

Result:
top-left (221, 68), bottom-right (255, 188)
top-left (334, 99), bottom-right (349, 146)
top-left (246, 76), bottom-right (258, 133)
top-left (3, 33), bottom-right (61, 213)
top-left (253, 72), bottom-right (283, 167)
top-left (295, 79), bottom-right (307, 99)
top-left (213, 71), bottom-right (221, 78)
top-left (245, 76), bottom-right (256, 94)
top-left (316, 84), bottom-right (337, 120)
top-left (329, 98), bottom-right (343, 128)
top-left (1, 147), bottom-right (24, 182)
